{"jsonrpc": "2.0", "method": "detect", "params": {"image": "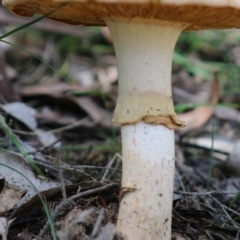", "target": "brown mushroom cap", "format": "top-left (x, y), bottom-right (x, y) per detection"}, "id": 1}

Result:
top-left (3, 0), bottom-right (240, 30)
